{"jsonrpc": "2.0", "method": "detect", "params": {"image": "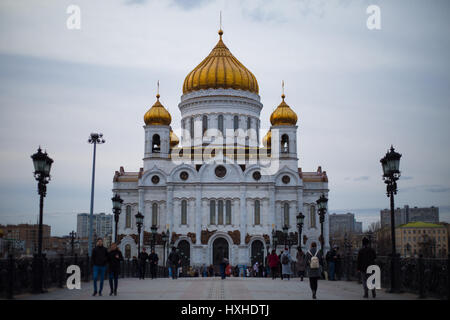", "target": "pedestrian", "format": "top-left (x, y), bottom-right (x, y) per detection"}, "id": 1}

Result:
top-left (168, 247), bottom-right (180, 279)
top-left (278, 250), bottom-right (284, 280)
top-left (148, 248), bottom-right (159, 279)
top-left (296, 248), bottom-right (306, 281)
top-left (326, 246), bottom-right (338, 281)
top-left (132, 256), bottom-right (139, 277)
top-left (335, 247), bottom-right (342, 280)
top-left (305, 242), bottom-right (323, 299)
top-left (220, 257), bottom-right (228, 279)
top-left (107, 242), bottom-right (123, 296)
top-left (253, 261), bottom-right (259, 277)
top-left (208, 264), bottom-right (214, 277)
top-left (357, 237), bottom-right (377, 298)
top-left (138, 248), bottom-right (149, 280)
top-left (91, 238), bottom-right (108, 296)
top-left (280, 248), bottom-right (293, 280)
top-left (225, 262), bottom-right (232, 277)
top-left (267, 249), bottom-right (280, 279)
